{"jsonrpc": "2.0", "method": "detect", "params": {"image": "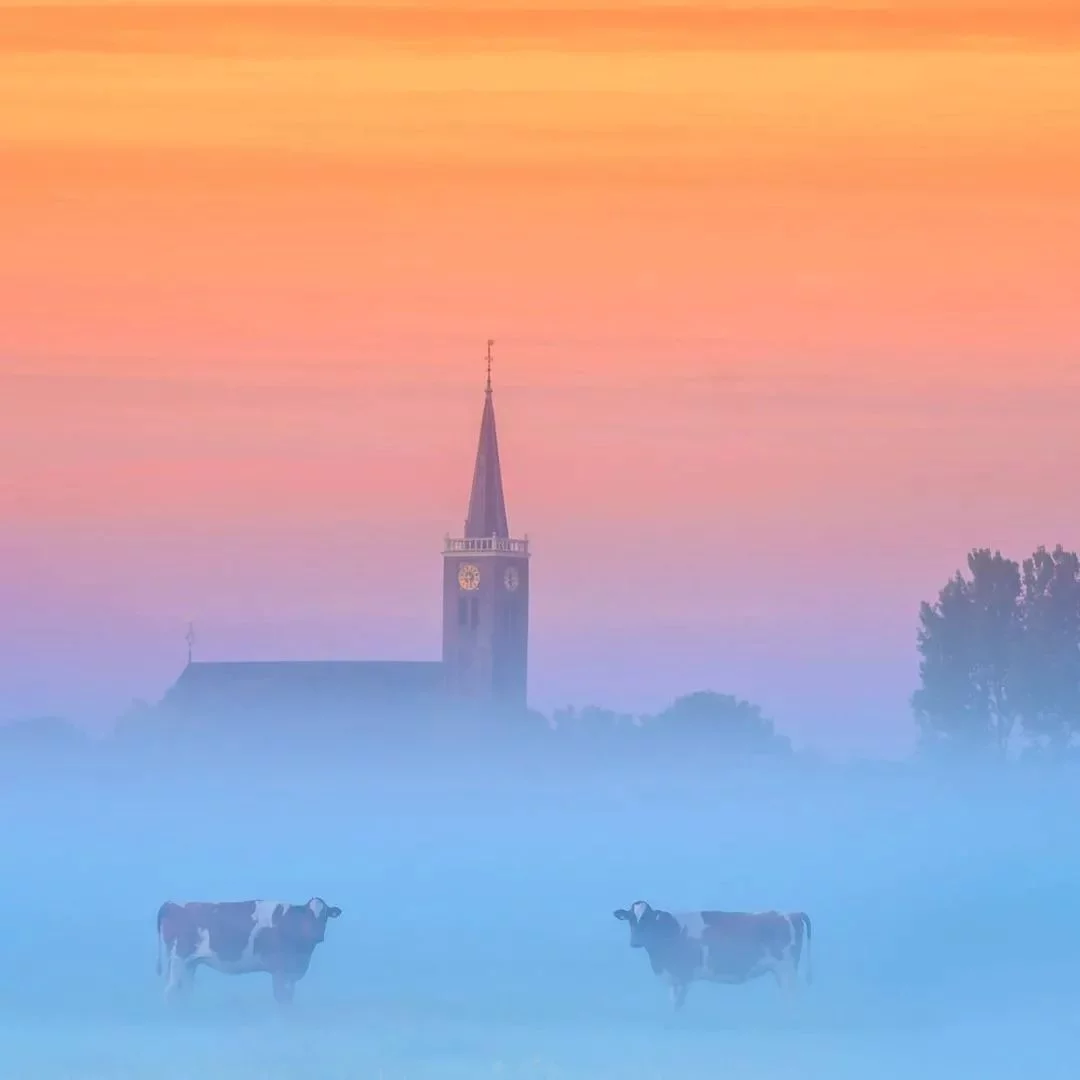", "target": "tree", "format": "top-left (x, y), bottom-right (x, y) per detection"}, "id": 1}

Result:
top-left (912, 548), bottom-right (1022, 759)
top-left (1013, 545), bottom-right (1080, 755)
top-left (642, 690), bottom-right (791, 757)
top-left (913, 544), bottom-right (1080, 760)
top-left (0, 715), bottom-right (90, 764)
top-left (552, 704), bottom-right (639, 737)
